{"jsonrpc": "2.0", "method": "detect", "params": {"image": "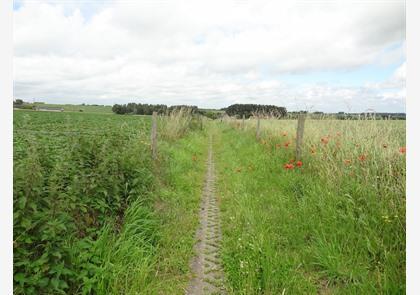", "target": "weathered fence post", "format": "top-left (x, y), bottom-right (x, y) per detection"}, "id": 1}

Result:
top-left (242, 115), bottom-right (245, 130)
top-left (295, 113), bottom-right (306, 160)
top-left (151, 111), bottom-right (157, 160)
top-left (256, 116), bottom-right (261, 140)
